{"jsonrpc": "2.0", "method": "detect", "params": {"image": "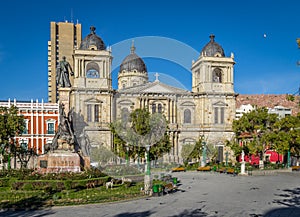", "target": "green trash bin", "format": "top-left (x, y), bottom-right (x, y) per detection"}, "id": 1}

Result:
top-left (152, 184), bottom-right (158, 193)
top-left (173, 177), bottom-right (178, 185)
top-left (213, 165), bottom-right (217, 171)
